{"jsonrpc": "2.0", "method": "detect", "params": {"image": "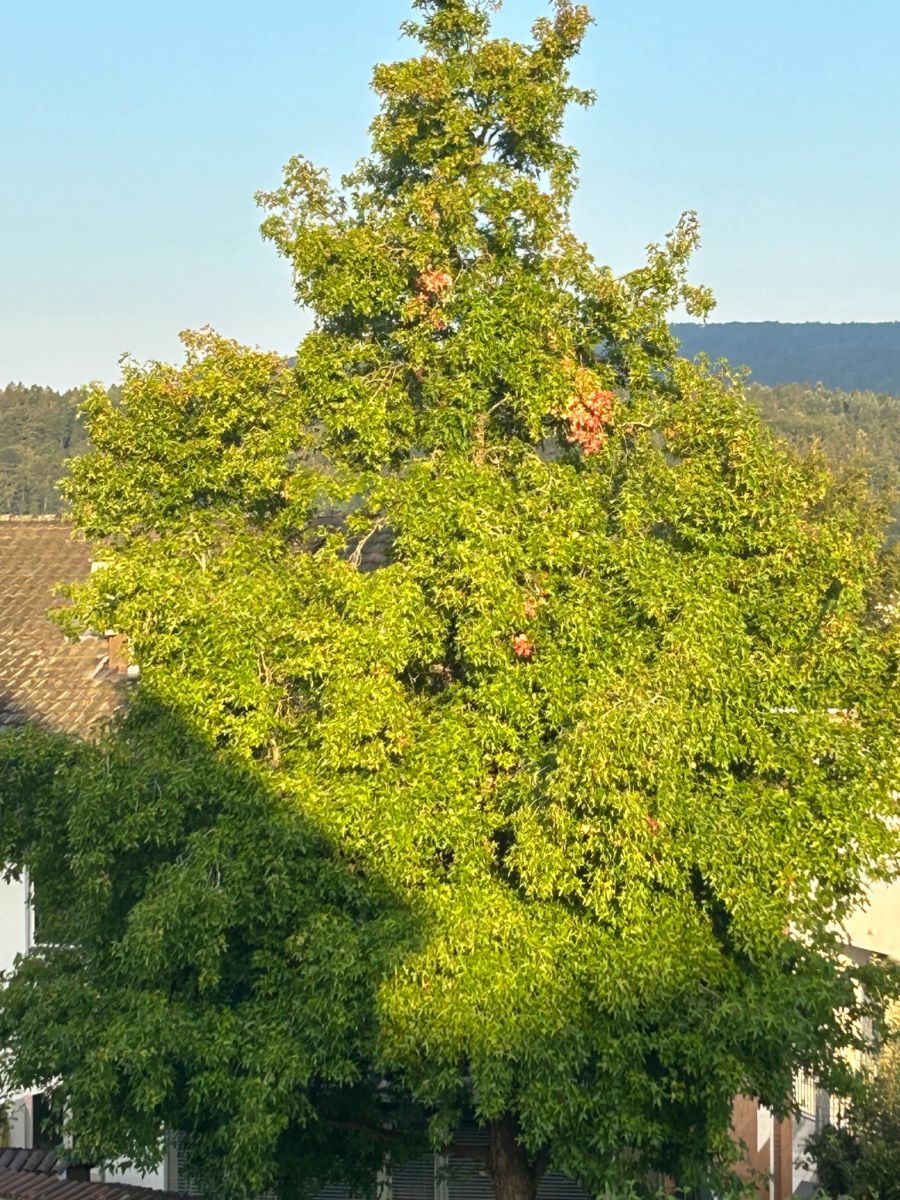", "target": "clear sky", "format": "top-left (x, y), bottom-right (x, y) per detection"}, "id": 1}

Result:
top-left (2, 0), bottom-right (899, 389)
